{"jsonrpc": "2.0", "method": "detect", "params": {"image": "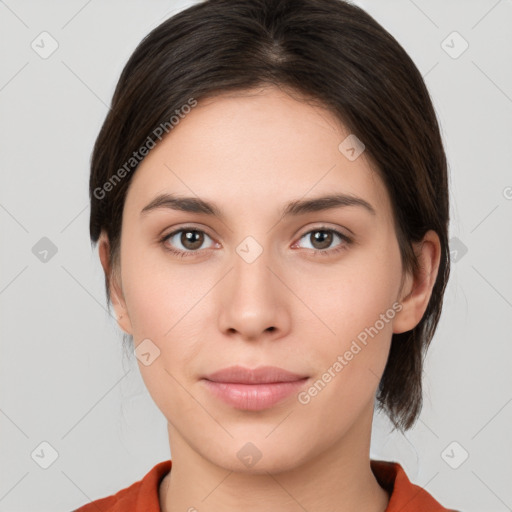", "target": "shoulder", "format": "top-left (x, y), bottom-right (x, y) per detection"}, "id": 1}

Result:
top-left (371, 459), bottom-right (460, 512)
top-left (73, 460), bottom-right (172, 512)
